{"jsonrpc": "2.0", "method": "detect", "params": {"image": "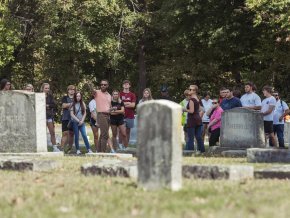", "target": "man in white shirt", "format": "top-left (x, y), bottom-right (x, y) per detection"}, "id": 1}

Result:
top-left (273, 91), bottom-right (289, 148)
top-left (261, 86), bottom-right (277, 147)
top-left (240, 82), bottom-right (262, 110)
top-left (201, 92), bottom-right (213, 141)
